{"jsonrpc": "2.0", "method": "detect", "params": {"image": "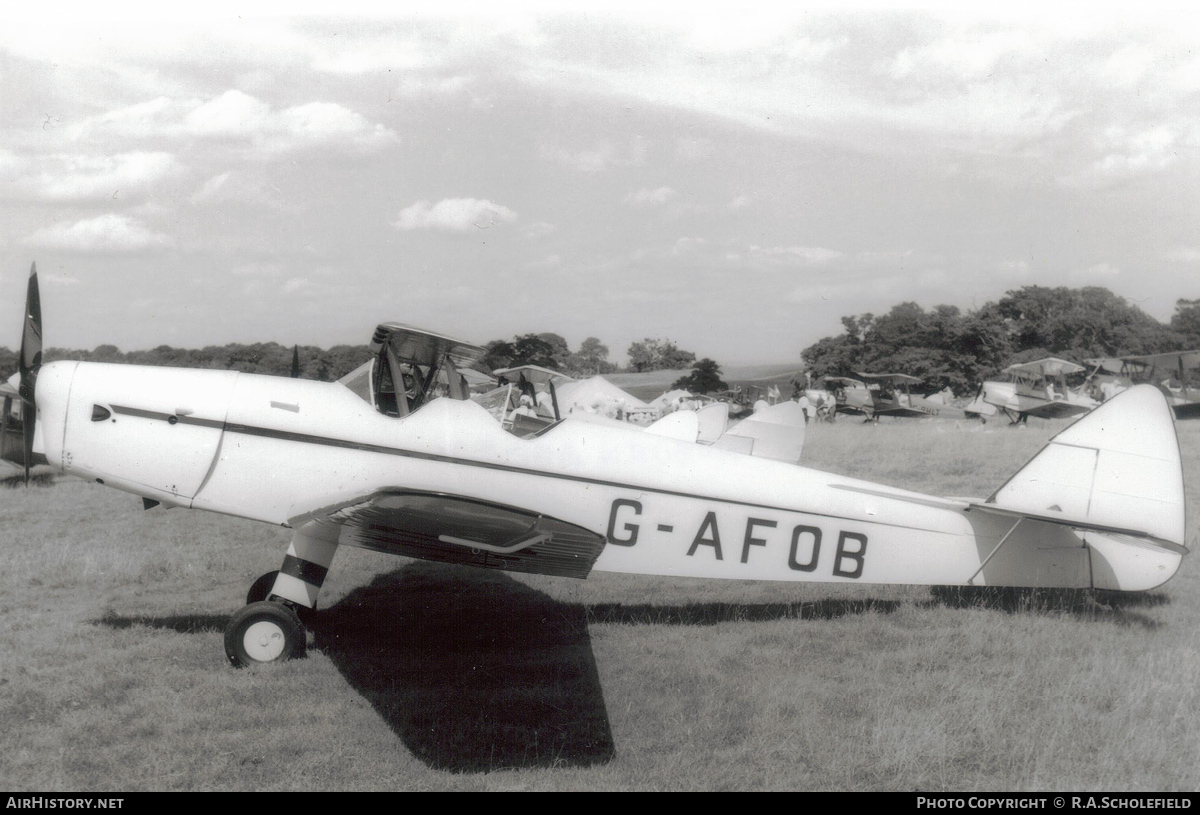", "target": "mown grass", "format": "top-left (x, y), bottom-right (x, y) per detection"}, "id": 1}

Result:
top-left (0, 418), bottom-right (1197, 790)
